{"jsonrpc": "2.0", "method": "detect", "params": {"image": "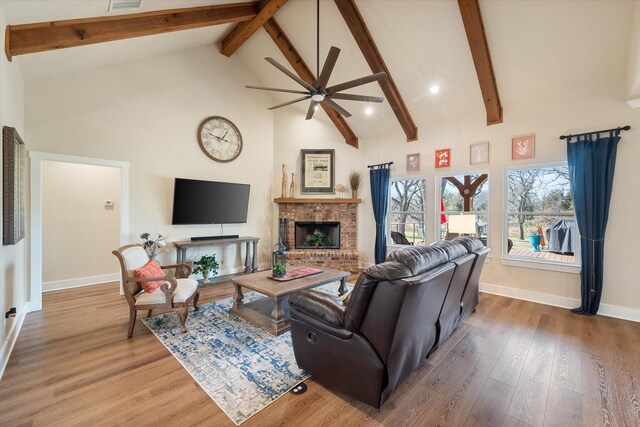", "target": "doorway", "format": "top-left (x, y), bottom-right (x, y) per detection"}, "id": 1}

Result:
top-left (30, 152), bottom-right (129, 311)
